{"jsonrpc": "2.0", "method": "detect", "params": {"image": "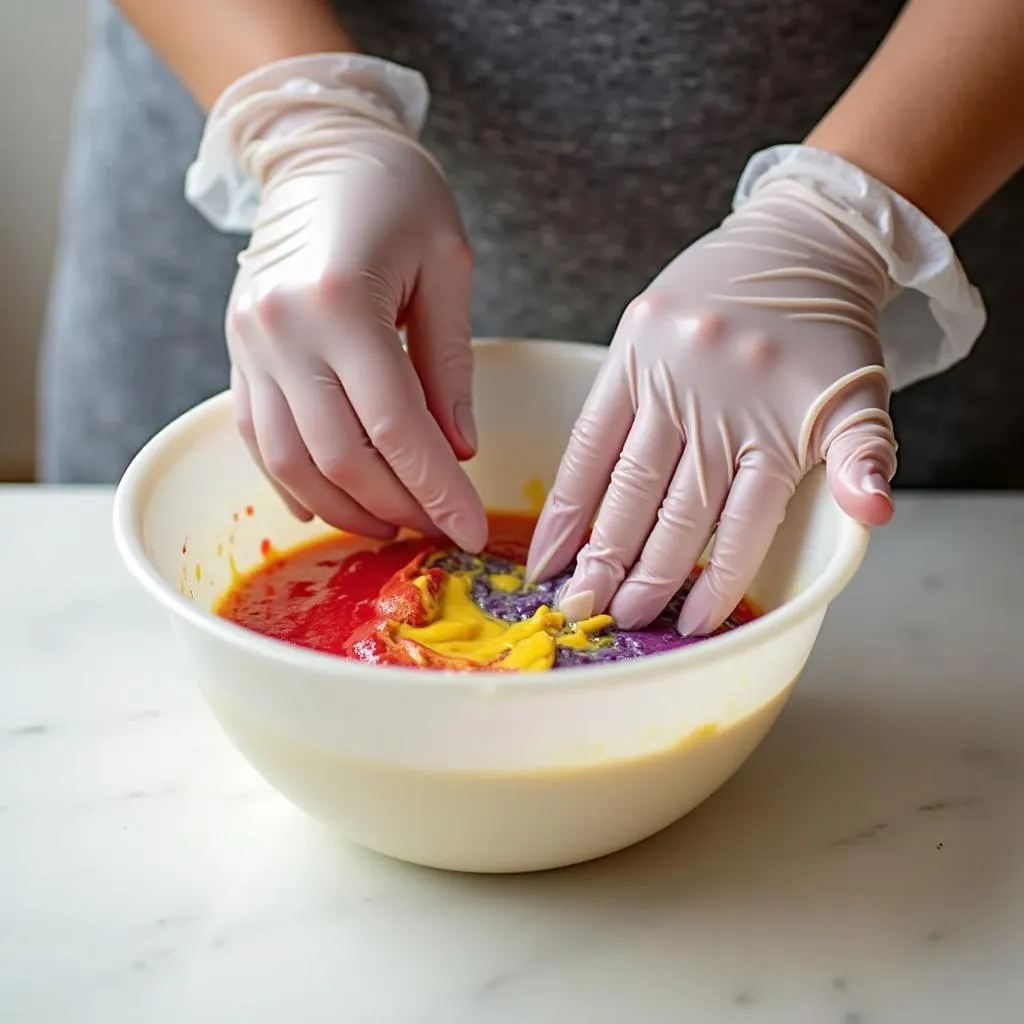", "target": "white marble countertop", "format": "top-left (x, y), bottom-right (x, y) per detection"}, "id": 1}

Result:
top-left (2, 486), bottom-right (1023, 1024)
